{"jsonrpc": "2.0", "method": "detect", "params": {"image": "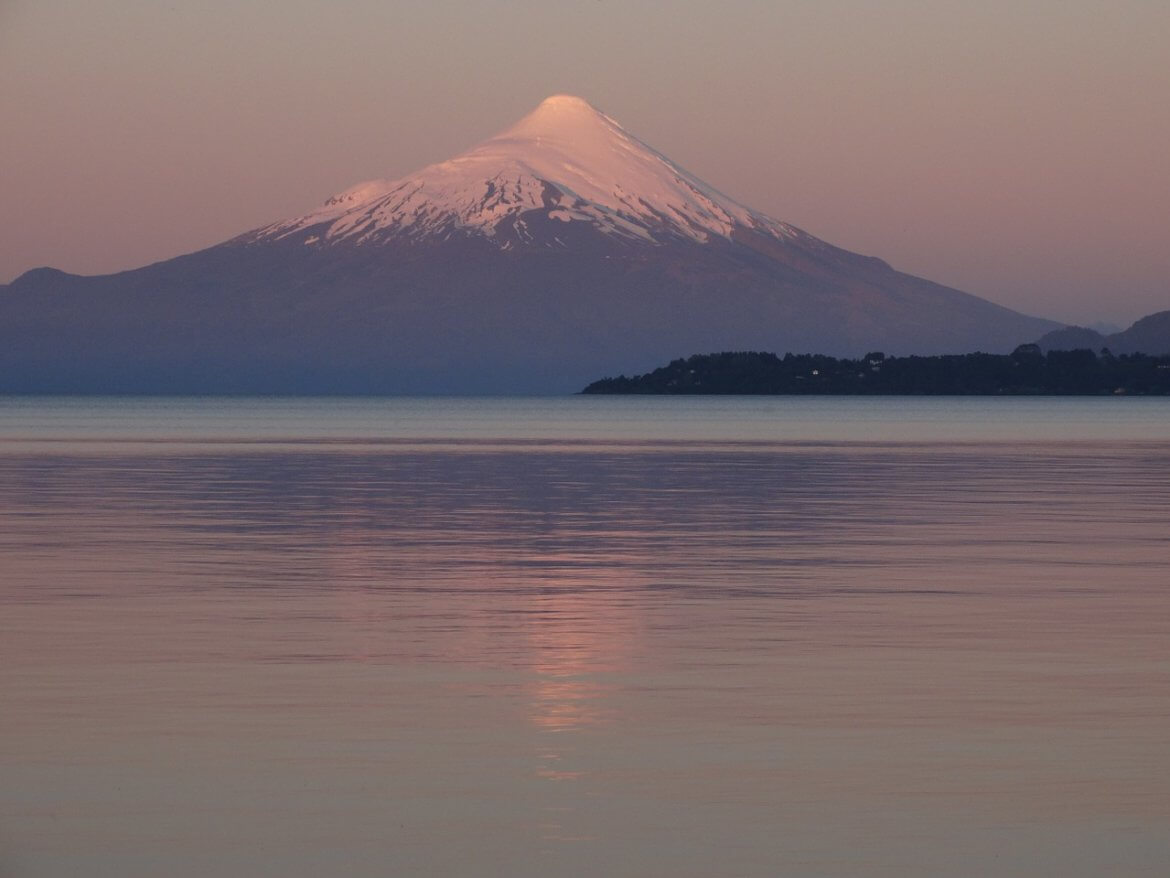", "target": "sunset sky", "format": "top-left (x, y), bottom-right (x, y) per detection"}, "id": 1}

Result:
top-left (2, 0), bottom-right (1167, 326)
